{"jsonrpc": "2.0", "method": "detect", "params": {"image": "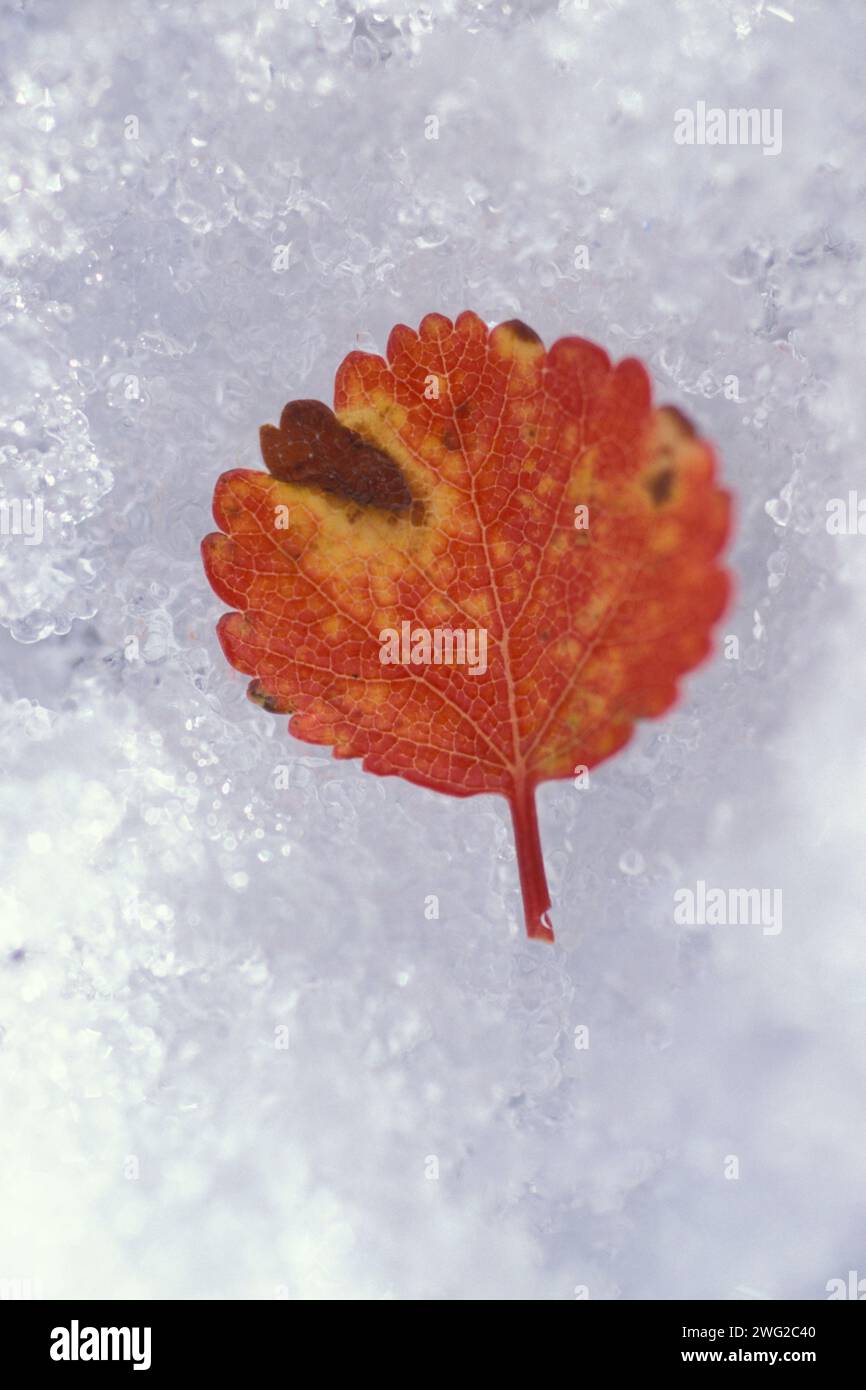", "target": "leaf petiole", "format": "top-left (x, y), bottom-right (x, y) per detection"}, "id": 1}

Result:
top-left (509, 779), bottom-right (555, 943)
